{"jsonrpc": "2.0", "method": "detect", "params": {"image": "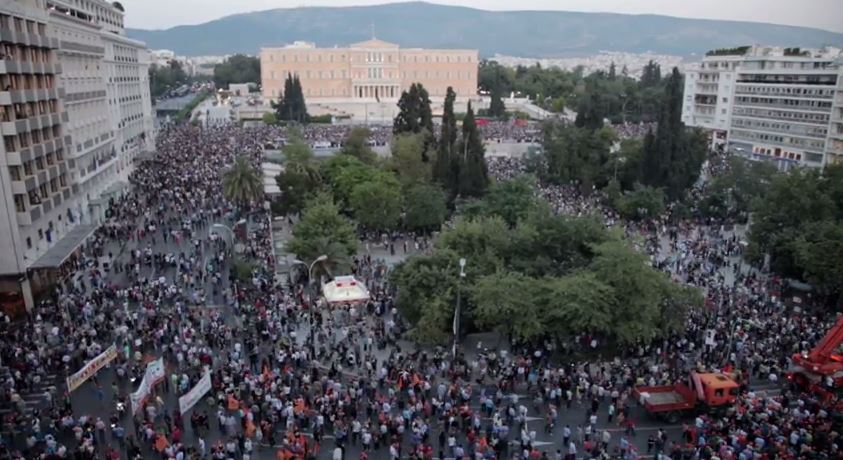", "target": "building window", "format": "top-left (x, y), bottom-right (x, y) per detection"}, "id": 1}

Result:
top-left (26, 237), bottom-right (31, 249)
top-left (13, 194), bottom-right (25, 212)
